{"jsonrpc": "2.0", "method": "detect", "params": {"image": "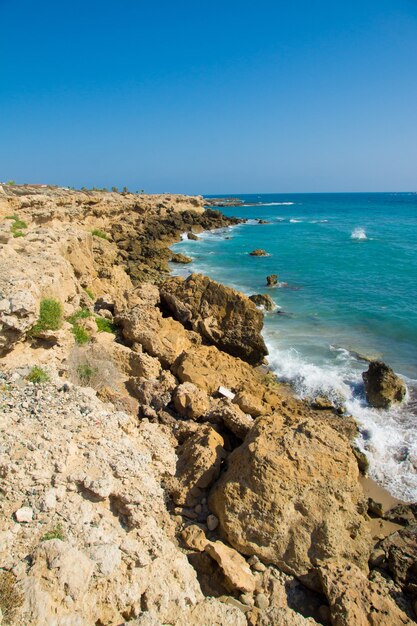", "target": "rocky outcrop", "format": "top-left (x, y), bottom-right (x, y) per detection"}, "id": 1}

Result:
top-left (173, 382), bottom-right (210, 420)
top-left (209, 413), bottom-right (371, 590)
top-left (160, 274), bottom-right (268, 365)
top-left (319, 560), bottom-right (413, 625)
top-left (171, 252), bottom-right (192, 264)
top-left (249, 293), bottom-right (275, 311)
top-left (249, 249), bottom-right (268, 256)
top-left (267, 274), bottom-right (278, 286)
top-left (362, 361), bottom-right (406, 408)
